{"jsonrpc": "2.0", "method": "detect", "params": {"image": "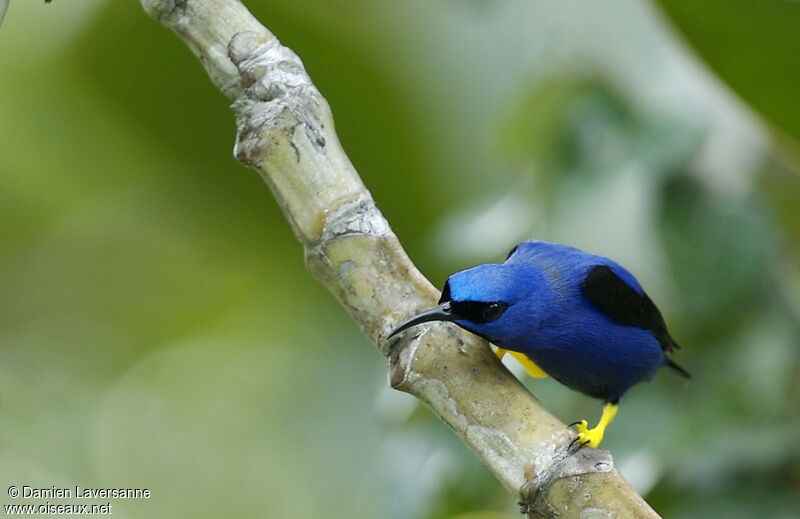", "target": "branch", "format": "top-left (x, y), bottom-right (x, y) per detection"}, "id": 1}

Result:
top-left (140, 1), bottom-right (662, 517)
